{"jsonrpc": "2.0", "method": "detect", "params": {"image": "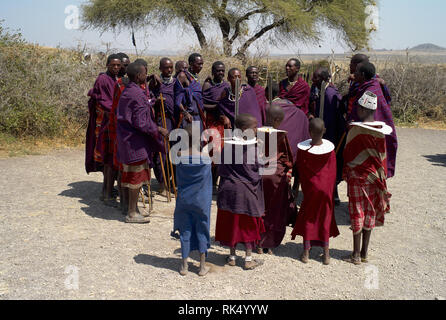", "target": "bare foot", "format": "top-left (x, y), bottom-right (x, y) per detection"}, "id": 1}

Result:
top-left (256, 247), bottom-right (263, 254)
top-left (198, 265), bottom-right (210, 277)
top-left (301, 251), bottom-right (309, 264)
top-left (179, 263), bottom-right (188, 276)
top-left (267, 249), bottom-right (273, 255)
top-left (322, 254), bottom-right (330, 265)
top-left (244, 259), bottom-right (264, 270)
